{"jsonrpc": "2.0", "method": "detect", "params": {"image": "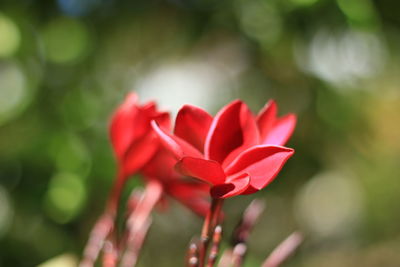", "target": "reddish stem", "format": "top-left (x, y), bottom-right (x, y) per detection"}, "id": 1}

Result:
top-left (102, 237), bottom-right (118, 267)
top-left (126, 189), bottom-right (144, 215)
top-left (120, 217), bottom-right (152, 267)
top-left (186, 240), bottom-right (199, 267)
top-left (198, 198), bottom-right (224, 267)
top-left (231, 199), bottom-right (265, 267)
top-left (206, 225), bottom-right (223, 267)
top-left (119, 189), bottom-right (144, 253)
top-left (120, 180), bottom-right (163, 267)
top-left (231, 243), bottom-right (247, 267)
top-left (231, 199), bottom-right (265, 245)
top-left (217, 199), bottom-right (265, 267)
top-left (217, 249), bottom-right (233, 267)
top-left (261, 232), bottom-right (303, 267)
top-left (80, 170), bottom-right (127, 267)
